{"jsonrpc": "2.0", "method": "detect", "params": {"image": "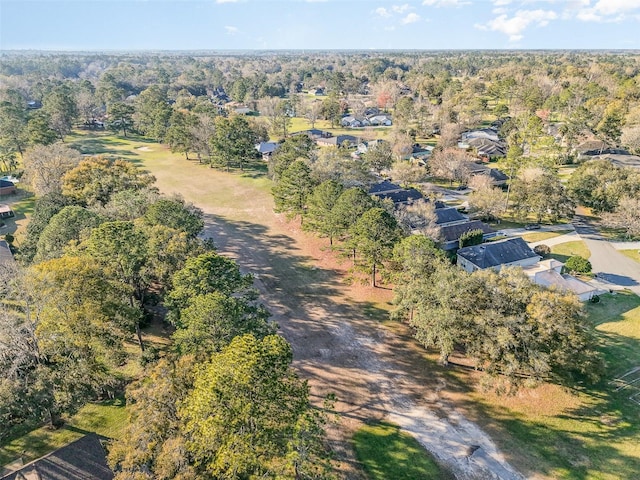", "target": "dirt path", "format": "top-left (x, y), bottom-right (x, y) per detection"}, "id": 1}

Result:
top-left (148, 163), bottom-right (525, 479)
